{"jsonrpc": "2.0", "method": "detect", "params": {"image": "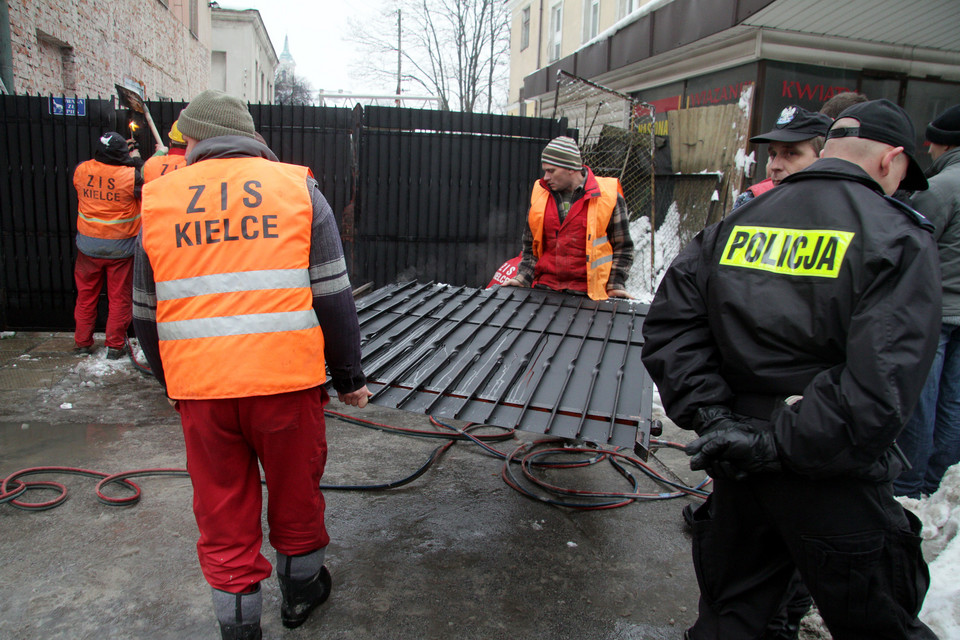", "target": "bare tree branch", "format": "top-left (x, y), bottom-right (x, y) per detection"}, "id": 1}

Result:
top-left (347, 0), bottom-right (510, 113)
top-left (274, 71), bottom-right (315, 106)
